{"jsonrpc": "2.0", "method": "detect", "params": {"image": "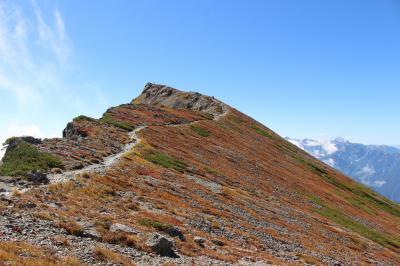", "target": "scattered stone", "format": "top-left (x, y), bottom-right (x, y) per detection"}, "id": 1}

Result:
top-left (143, 175), bottom-right (160, 186)
top-left (194, 236), bottom-right (206, 248)
top-left (0, 176), bottom-right (15, 183)
top-left (21, 201), bottom-right (36, 209)
top-left (211, 239), bottom-right (225, 246)
top-left (50, 168), bottom-right (63, 174)
top-left (186, 175), bottom-right (221, 193)
top-left (84, 227), bottom-right (102, 241)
